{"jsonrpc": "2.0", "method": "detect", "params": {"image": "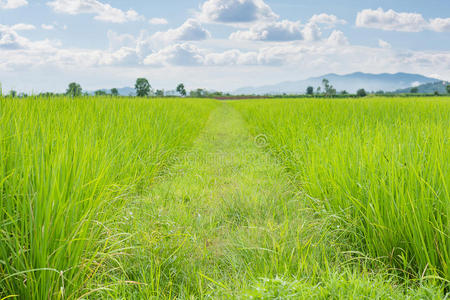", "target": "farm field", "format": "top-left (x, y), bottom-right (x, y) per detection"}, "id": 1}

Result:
top-left (1, 96), bottom-right (449, 299)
